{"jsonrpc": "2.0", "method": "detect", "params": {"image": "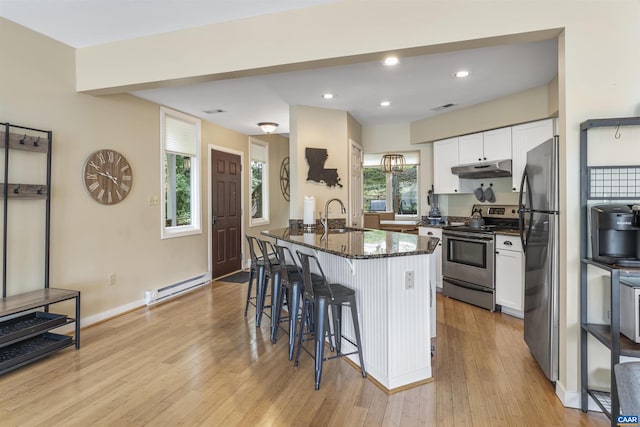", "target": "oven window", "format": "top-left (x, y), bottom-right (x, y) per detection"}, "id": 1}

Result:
top-left (447, 239), bottom-right (486, 268)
